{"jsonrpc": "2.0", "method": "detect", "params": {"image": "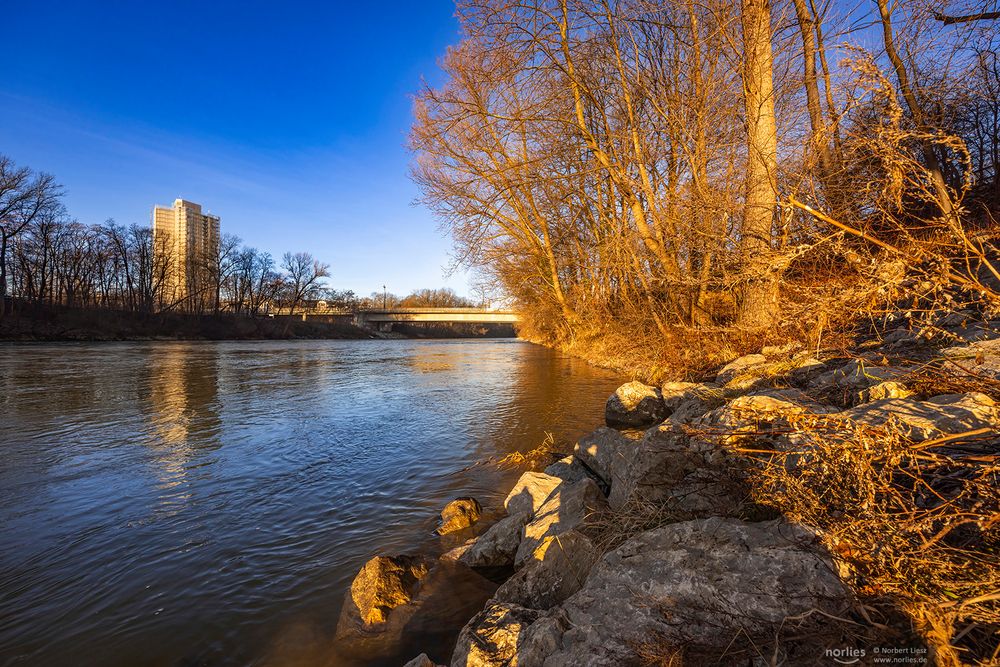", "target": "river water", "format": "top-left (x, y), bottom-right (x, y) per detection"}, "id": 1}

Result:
top-left (0, 340), bottom-right (621, 666)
